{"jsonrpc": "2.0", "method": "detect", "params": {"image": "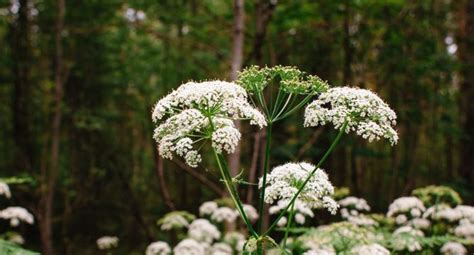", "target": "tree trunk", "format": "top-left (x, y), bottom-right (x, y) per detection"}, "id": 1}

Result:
top-left (154, 147), bottom-right (176, 211)
top-left (40, 0), bottom-right (65, 254)
top-left (11, 0), bottom-right (33, 173)
top-left (458, 0), bottom-right (474, 190)
top-left (228, 0), bottom-right (245, 176)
